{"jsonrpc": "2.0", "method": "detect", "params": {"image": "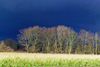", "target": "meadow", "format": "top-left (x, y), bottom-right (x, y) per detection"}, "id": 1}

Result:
top-left (0, 53), bottom-right (100, 67)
